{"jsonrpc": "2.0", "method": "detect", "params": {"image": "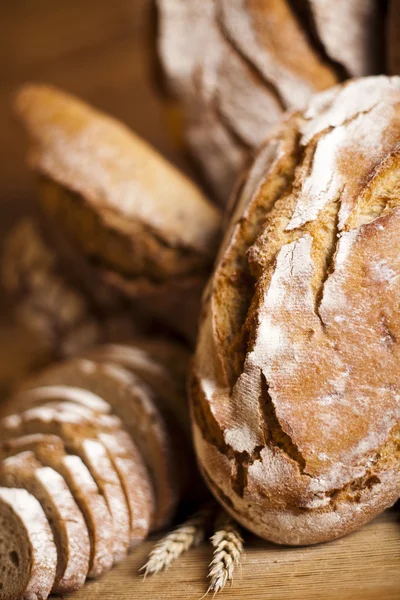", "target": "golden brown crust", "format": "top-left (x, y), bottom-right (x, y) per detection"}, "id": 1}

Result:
top-left (191, 76), bottom-right (400, 545)
top-left (14, 84), bottom-right (220, 275)
top-left (13, 84), bottom-right (221, 341)
top-left (0, 450), bottom-right (90, 594)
